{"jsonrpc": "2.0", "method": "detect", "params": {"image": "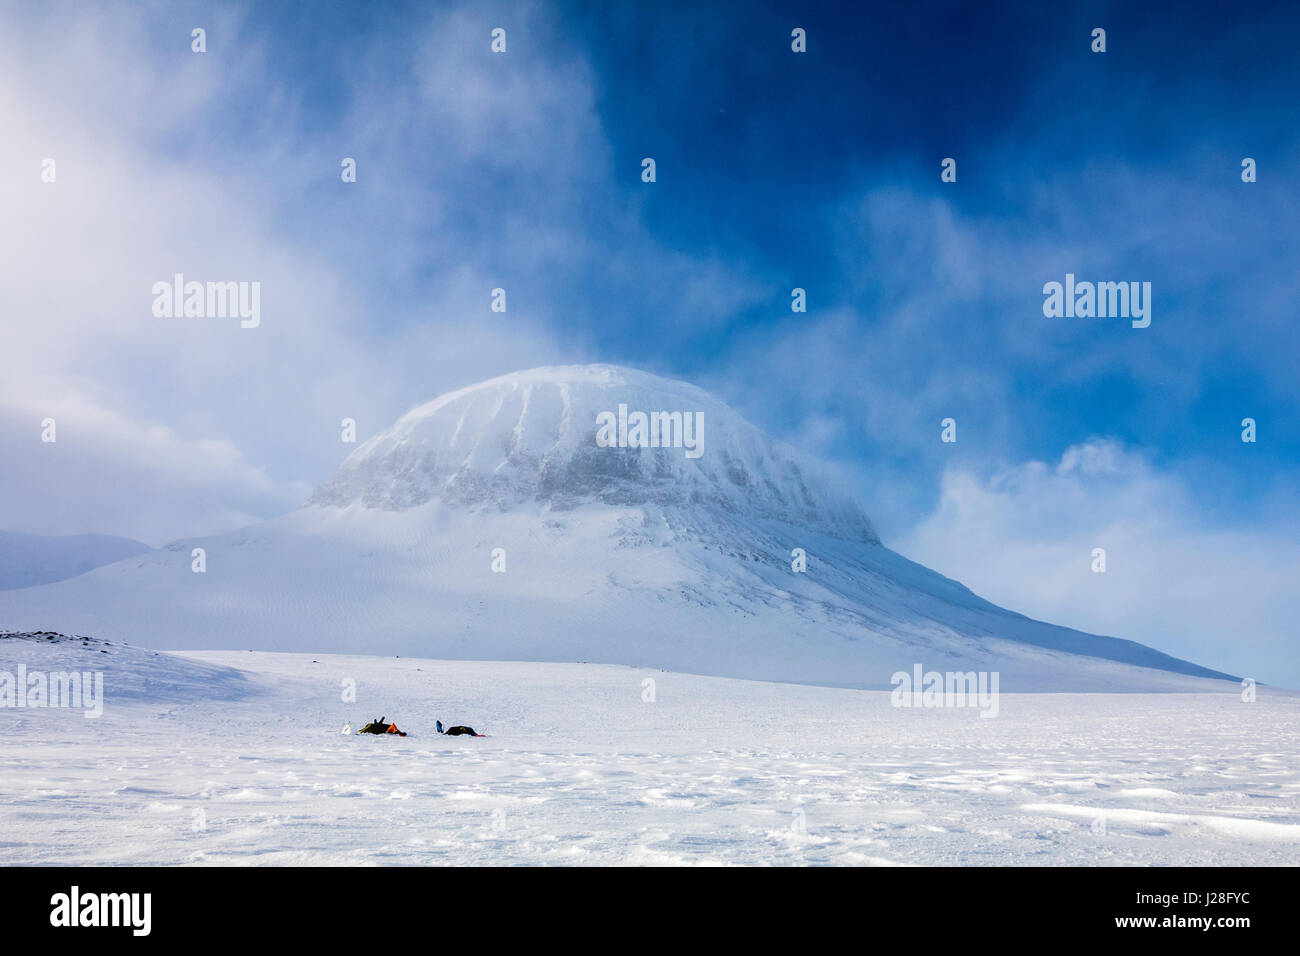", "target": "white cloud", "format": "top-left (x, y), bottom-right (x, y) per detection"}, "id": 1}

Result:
top-left (0, 2), bottom-right (578, 539)
top-left (896, 440), bottom-right (1300, 688)
top-left (0, 382), bottom-right (308, 546)
top-left (1, 0), bottom-right (781, 548)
